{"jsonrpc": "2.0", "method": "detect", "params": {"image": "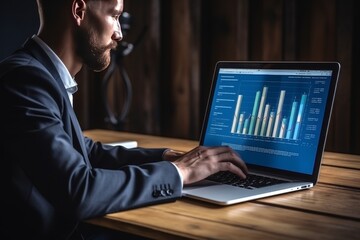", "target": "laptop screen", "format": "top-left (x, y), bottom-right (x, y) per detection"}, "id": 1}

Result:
top-left (200, 62), bottom-right (339, 176)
